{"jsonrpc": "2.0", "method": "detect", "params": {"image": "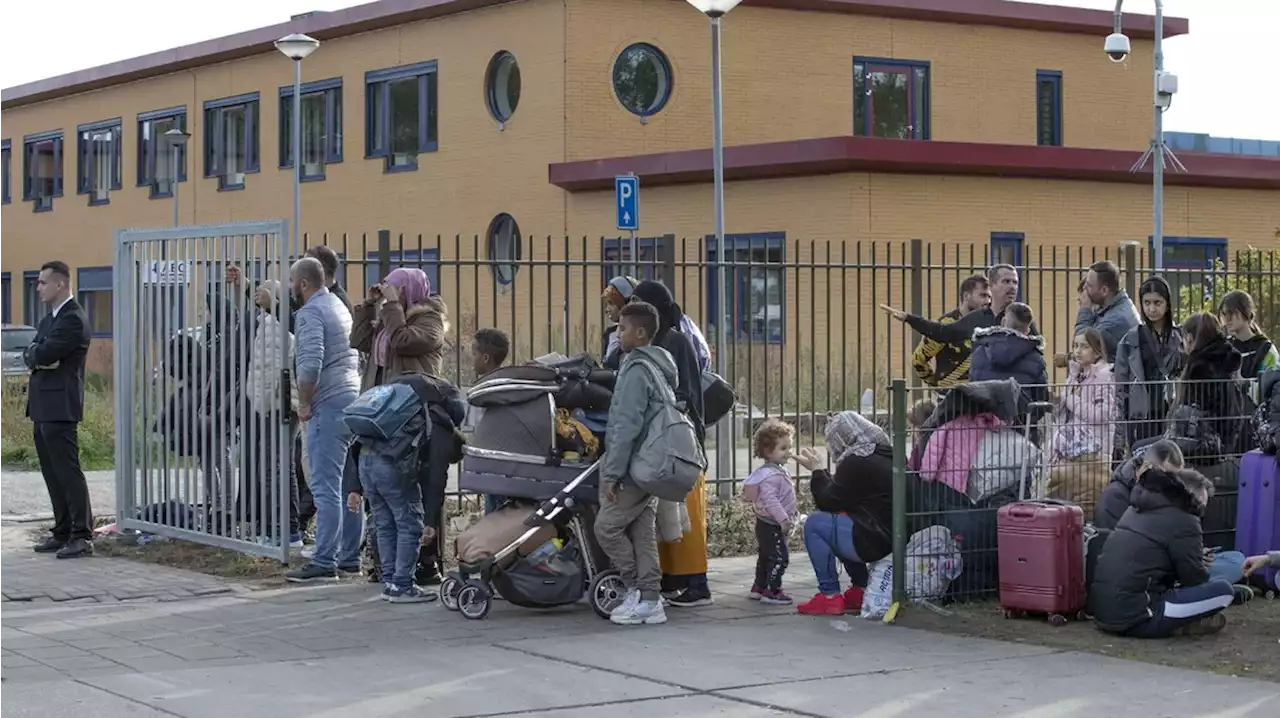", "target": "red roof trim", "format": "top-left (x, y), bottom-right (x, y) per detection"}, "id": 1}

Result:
top-left (2, 0), bottom-right (1186, 109)
top-left (547, 137), bottom-right (1280, 192)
